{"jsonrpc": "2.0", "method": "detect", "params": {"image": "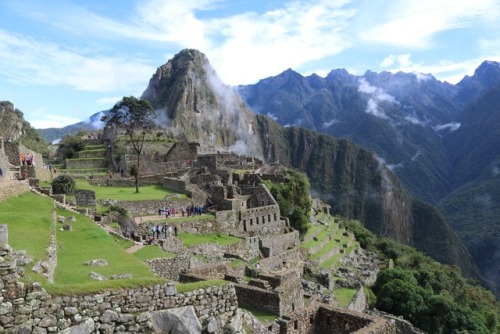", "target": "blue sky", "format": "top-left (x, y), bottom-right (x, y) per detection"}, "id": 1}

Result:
top-left (0, 0), bottom-right (499, 129)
